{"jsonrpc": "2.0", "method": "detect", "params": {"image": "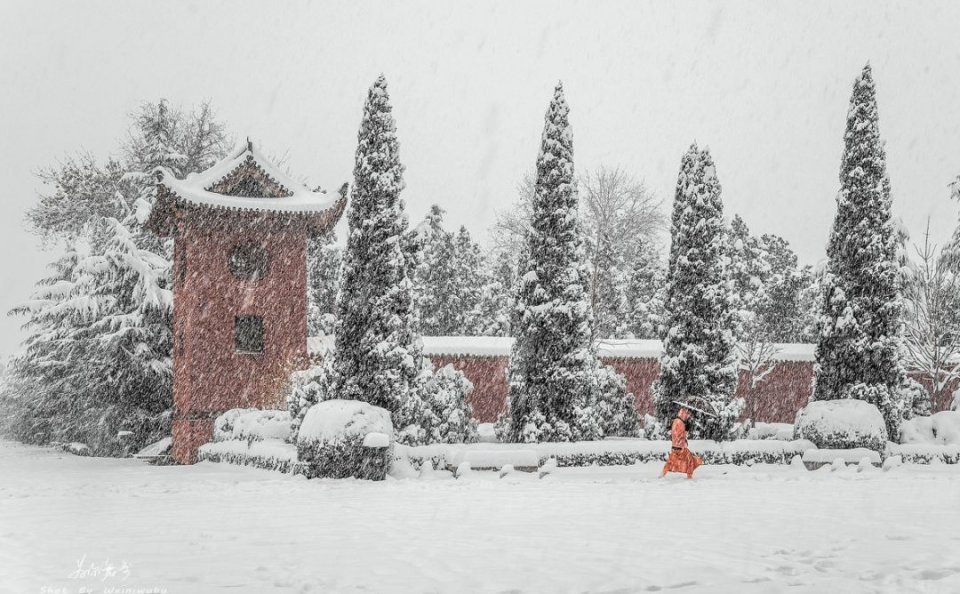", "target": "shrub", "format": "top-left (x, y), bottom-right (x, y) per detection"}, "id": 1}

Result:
top-left (296, 400), bottom-right (394, 480)
top-left (214, 408), bottom-right (291, 443)
top-left (900, 377), bottom-right (931, 418)
top-left (794, 399), bottom-right (888, 452)
top-left (840, 382), bottom-right (905, 442)
top-left (594, 364), bottom-right (640, 438)
top-left (286, 364), bottom-right (328, 441)
top-left (418, 363), bottom-right (479, 445)
top-left (900, 411), bottom-right (960, 445)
